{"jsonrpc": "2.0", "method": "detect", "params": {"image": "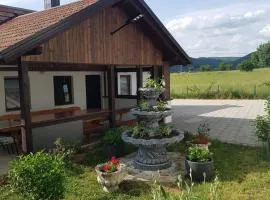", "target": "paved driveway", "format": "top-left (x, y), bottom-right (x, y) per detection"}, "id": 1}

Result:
top-left (172, 99), bottom-right (265, 146)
